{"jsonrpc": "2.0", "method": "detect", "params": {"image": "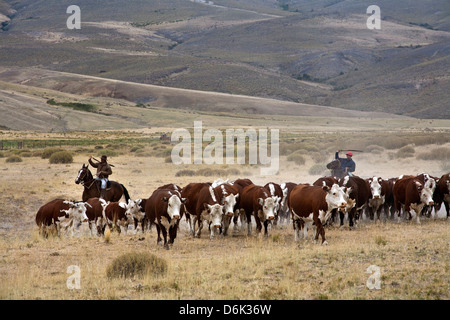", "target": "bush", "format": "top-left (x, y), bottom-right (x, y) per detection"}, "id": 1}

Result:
top-left (308, 163), bottom-right (327, 175)
top-left (49, 151), bottom-right (73, 164)
top-left (6, 155), bottom-right (22, 163)
top-left (417, 148), bottom-right (450, 161)
top-left (287, 153), bottom-right (306, 165)
top-left (396, 145), bottom-right (415, 159)
top-left (42, 147), bottom-right (64, 159)
top-left (106, 252), bottom-right (167, 279)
